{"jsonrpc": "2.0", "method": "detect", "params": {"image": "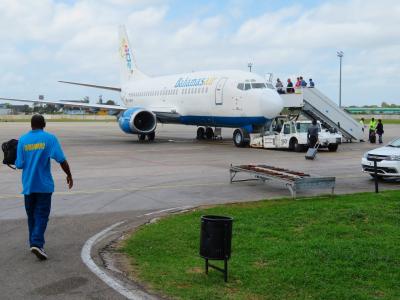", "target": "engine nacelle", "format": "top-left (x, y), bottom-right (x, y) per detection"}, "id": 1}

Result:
top-left (118, 107), bottom-right (157, 134)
